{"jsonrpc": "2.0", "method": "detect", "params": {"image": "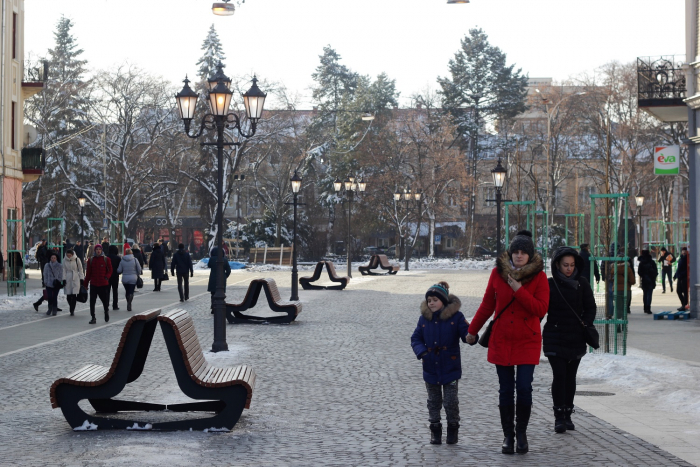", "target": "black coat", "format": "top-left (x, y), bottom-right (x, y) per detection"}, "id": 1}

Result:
top-left (579, 249), bottom-right (600, 283)
top-left (638, 256), bottom-right (658, 289)
top-left (543, 248), bottom-right (597, 360)
top-left (73, 244), bottom-right (84, 260)
top-left (107, 253), bottom-right (122, 283)
top-left (37, 244), bottom-right (48, 264)
top-left (132, 249), bottom-right (145, 268)
top-left (675, 254), bottom-right (688, 280)
top-left (148, 248), bottom-right (166, 279)
top-left (171, 250), bottom-right (193, 276)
